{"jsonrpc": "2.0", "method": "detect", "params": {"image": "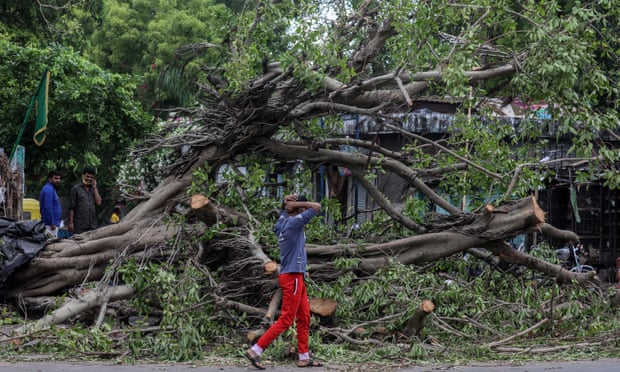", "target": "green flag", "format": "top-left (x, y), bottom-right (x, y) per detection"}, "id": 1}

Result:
top-left (33, 69), bottom-right (51, 146)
